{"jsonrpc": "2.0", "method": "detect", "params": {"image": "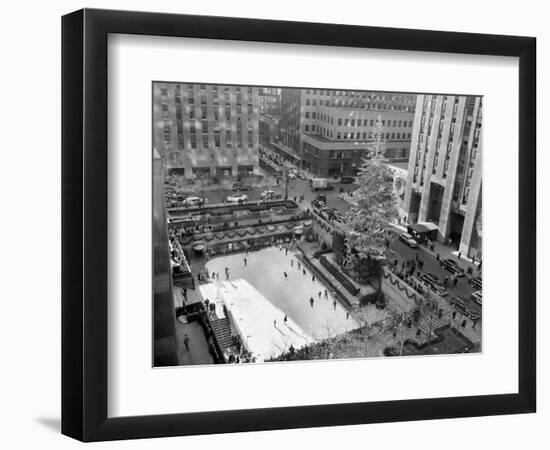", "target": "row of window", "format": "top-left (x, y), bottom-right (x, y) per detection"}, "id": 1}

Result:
top-left (303, 97), bottom-right (414, 111)
top-left (160, 85), bottom-right (254, 95)
top-left (304, 124), bottom-right (411, 141)
top-left (303, 89), bottom-right (415, 102)
top-left (164, 133), bottom-right (256, 151)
